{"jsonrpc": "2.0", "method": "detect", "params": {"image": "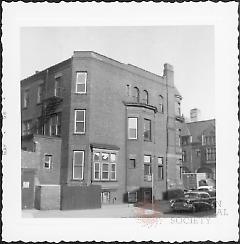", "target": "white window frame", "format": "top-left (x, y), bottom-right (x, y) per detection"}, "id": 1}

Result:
top-left (37, 84), bottom-right (43, 104)
top-left (144, 155), bottom-right (152, 179)
top-left (157, 157), bottom-right (164, 180)
top-left (93, 150), bottom-right (118, 182)
top-left (54, 76), bottom-right (62, 97)
top-left (101, 162), bottom-right (109, 180)
top-left (72, 150), bottom-right (84, 180)
top-left (75, 72), bottom-right (87, 94)
top-left (44, 154), bottom-right (52, 169)
top-left (128, 117), bottom-right (138, 140)
top-left (23, 90), bottom-right (29, 108)
top-left (74, 110), bottom-right (86, 134)
top-left (93, 162), bottom-right (101, 181)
